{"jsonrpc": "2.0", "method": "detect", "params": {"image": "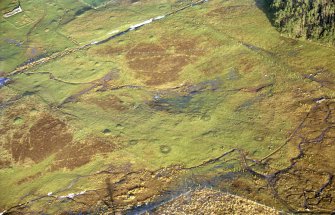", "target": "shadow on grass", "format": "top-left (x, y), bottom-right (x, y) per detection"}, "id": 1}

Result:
top-left (255, 0), bottom-right (275, 26)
